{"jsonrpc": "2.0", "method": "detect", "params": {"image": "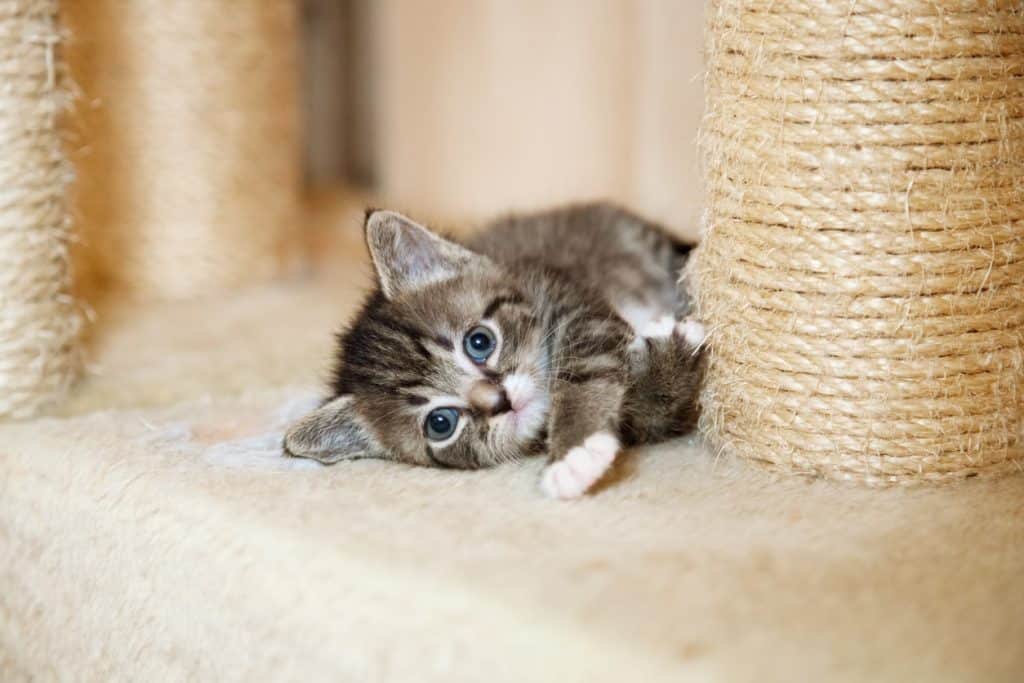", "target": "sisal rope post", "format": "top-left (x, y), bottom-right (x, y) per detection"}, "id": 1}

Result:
top-left (0, 1), bottom-right (80, 419)
top-left (696, 0), bottom-right (1024, 484)
top-left (63, 1), bottom-right (303, 300)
